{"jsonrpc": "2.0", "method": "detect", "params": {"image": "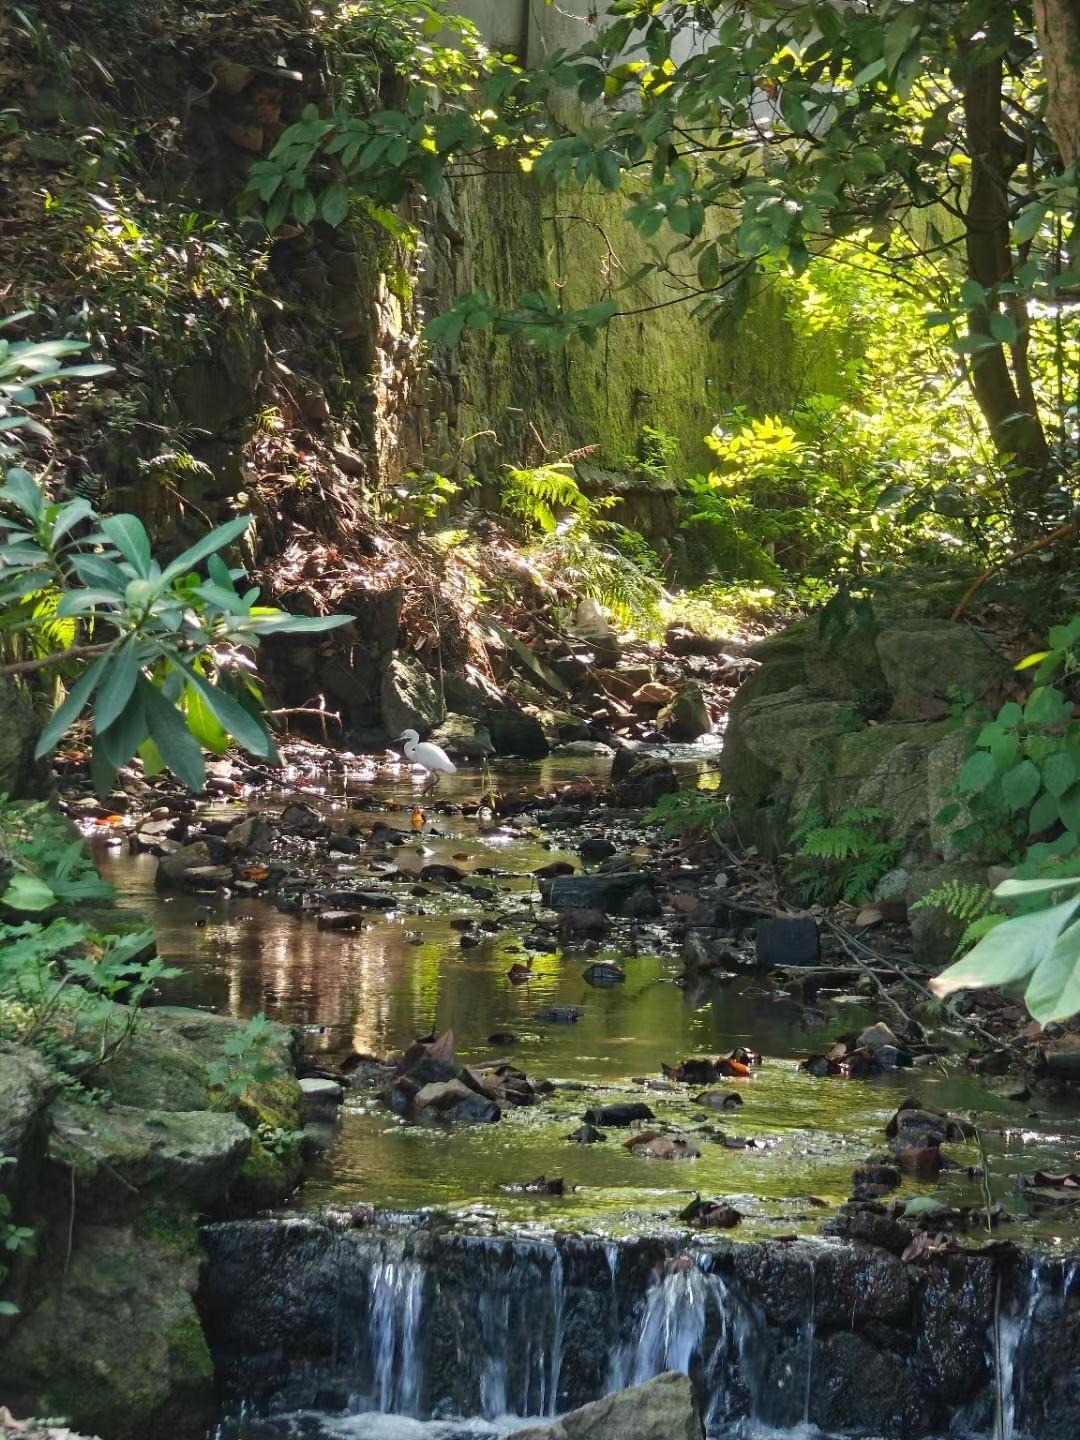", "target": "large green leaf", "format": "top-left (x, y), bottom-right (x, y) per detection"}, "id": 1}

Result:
top-left (159, 516), bottom-right (252, 584)
top-left (141, 679), bottom-right (206, 791)
top-left (94, 640), bottom-right (141, 733)
top-left (931, 895), bottom-right (1080, 999)
top-left (1025, 920), bottom-right (1080, 1023)
top-left (100, 514), bottom-right (152, 578)
top-left (184, 683), bottom-right (230, 755)
top-left (1043, 750), bottom-right (1078, 799)
top-left (182, 667), bottom-right (275, 760)
top-left (958, 750), bottom-right (996, 794)
top-left (1, 873), bottom-right (57, 911)
top-left (34, 657), bottom-right (109, 757)
top-left (1001, 759), bottom-right (1041, 813)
